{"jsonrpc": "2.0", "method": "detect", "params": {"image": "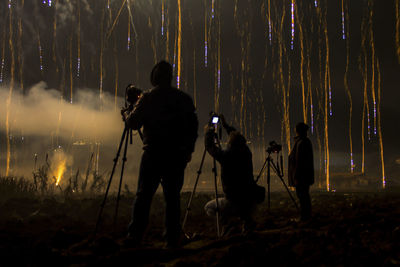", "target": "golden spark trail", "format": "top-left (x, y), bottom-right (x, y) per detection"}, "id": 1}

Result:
top-left (106, 0), bottom-right (127, 40)
top-left (341, 0), bottom-right (346, 40)
top-left (215, 4), bottom-right (221, 112)
top-left (162, 0), bottom-right (165, 36)
top-left (295, 2), bottom-right (306, 123)
top-left (114, 38), bottom-right (119, 111)
top-left (37, 31), bottom-right (44, 74)
top-left (343, 0), bottom-right (354, 173)
top-left (17, 0), bottom-right (24, 92)
top-left (99, 6), bottom-right (105, 102)
top-left (1, 17), bottom-right (6, 84)
top-left (149, 18), bottom-right (157, 64)
top-left (177, 0), bottom-right (182, 88)
top-left (52, 0), bottom-right (57, 64)
top-left (6, 3), bottom-right (15, 176)
top-left (77, 0), bottom-right (81, 78)
top-left (369, 4), bottom-right (377, 136)
top-left (291, 0), bottom-right (295, 50)
top-left (361, 53), bottom-right (368, 174)
top-left (307, 50), bottom-right (314, 133)
top-left (268, 0), bottom-right (272, 44)
top-left (127, 16), bottom-right (131, 50)
top-left (360, 8), bottom-right (370, 173)
top-left (166, 7), bottom-right (170, 61)
top-left (204, 0), bottom-right (208, 66)
top-left (323, 9), bottom-right (330, 191)
top-left (278, 9), bottom-right (291, 153)
top-left (69, 35), bottom-right (73, 103)
top-left (396, 0), bottom-right (400, 62)
top-left (56, 108), bottom-right (62, 146)
top-left (193, 49), bottom-right (197, 107)
top-left (376, 59), bottom-right (385, 188)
